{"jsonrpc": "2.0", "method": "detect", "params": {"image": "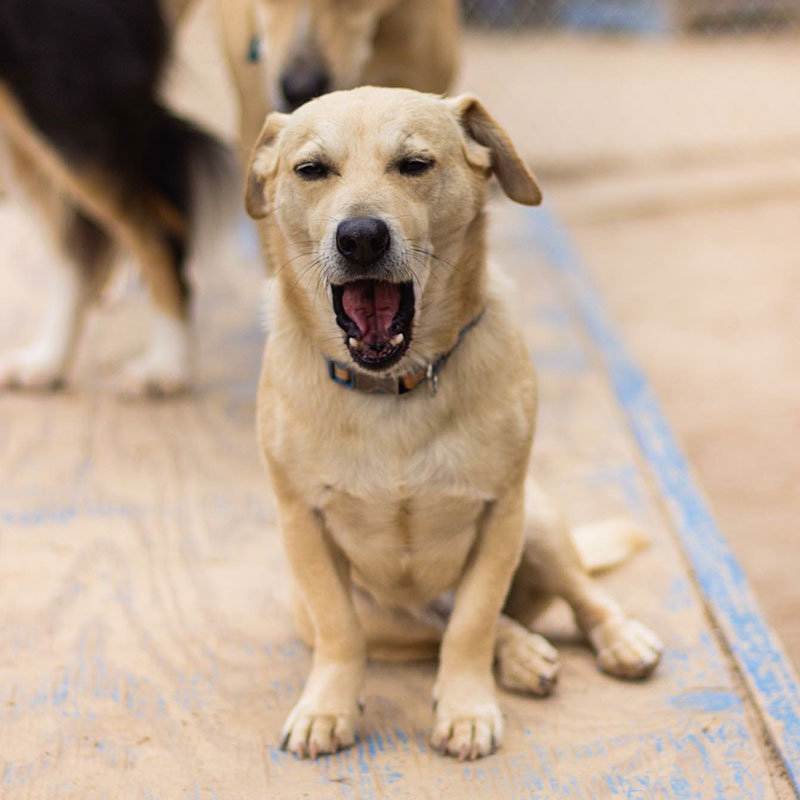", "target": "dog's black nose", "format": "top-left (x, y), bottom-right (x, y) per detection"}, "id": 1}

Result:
top-left (280, 68), bottom-right (329, 110)
top-left (336, 217), bottom-right (391, 267)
